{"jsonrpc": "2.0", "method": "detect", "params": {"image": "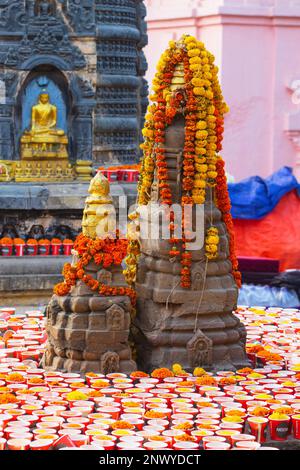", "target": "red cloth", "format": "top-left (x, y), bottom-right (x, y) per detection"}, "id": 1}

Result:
top-left (233, 190), bottom-right (300, 271)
